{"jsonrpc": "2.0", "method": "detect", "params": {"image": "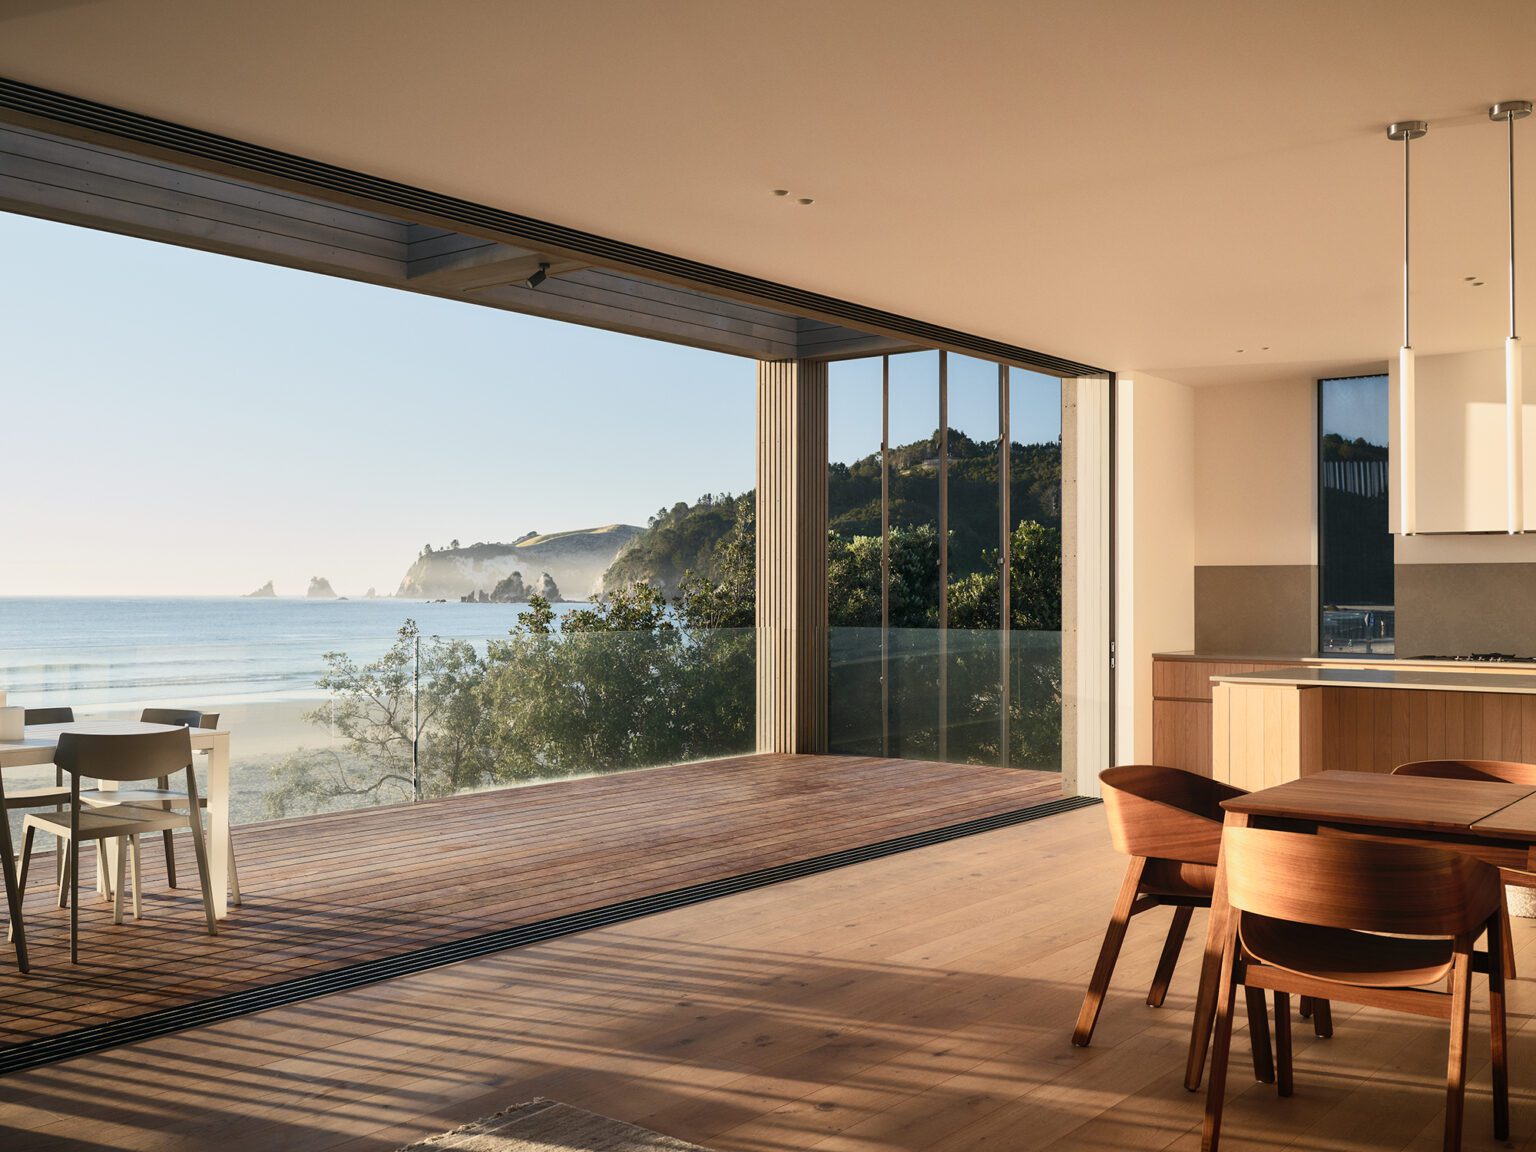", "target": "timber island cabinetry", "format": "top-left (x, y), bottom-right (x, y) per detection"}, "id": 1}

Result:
top-left (1210, 667), bottom-right (1536, 788)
